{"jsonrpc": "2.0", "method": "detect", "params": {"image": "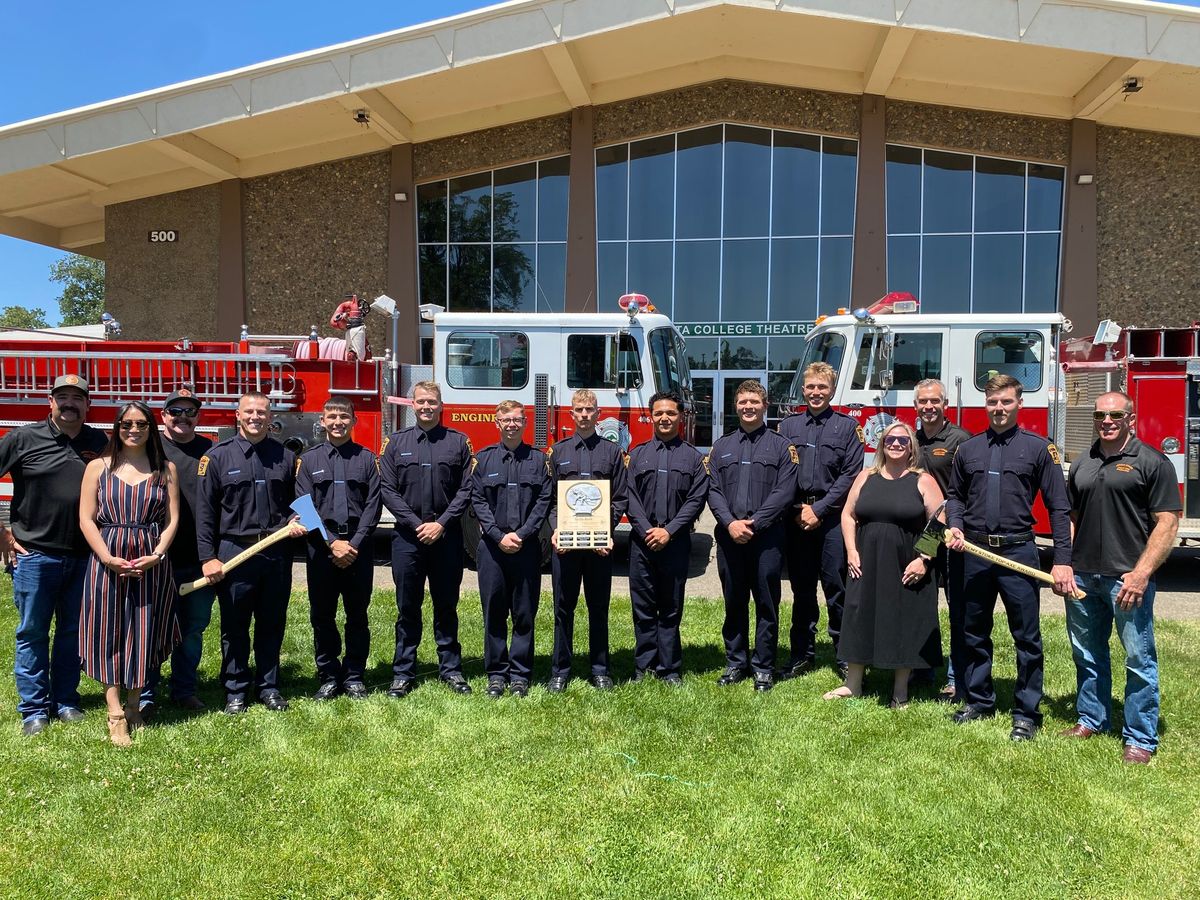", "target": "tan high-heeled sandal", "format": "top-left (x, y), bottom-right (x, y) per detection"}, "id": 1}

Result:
top-left (107, 713), bottom-right (131, 747)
